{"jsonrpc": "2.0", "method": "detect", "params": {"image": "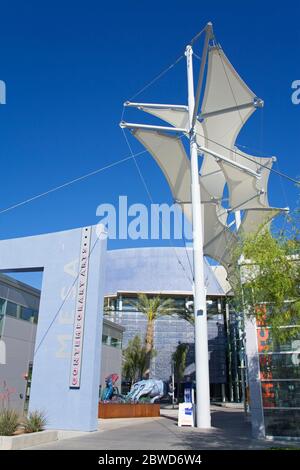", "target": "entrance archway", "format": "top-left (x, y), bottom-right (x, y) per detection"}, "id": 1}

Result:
top-left (0, 224), bottom-right (106, 431)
